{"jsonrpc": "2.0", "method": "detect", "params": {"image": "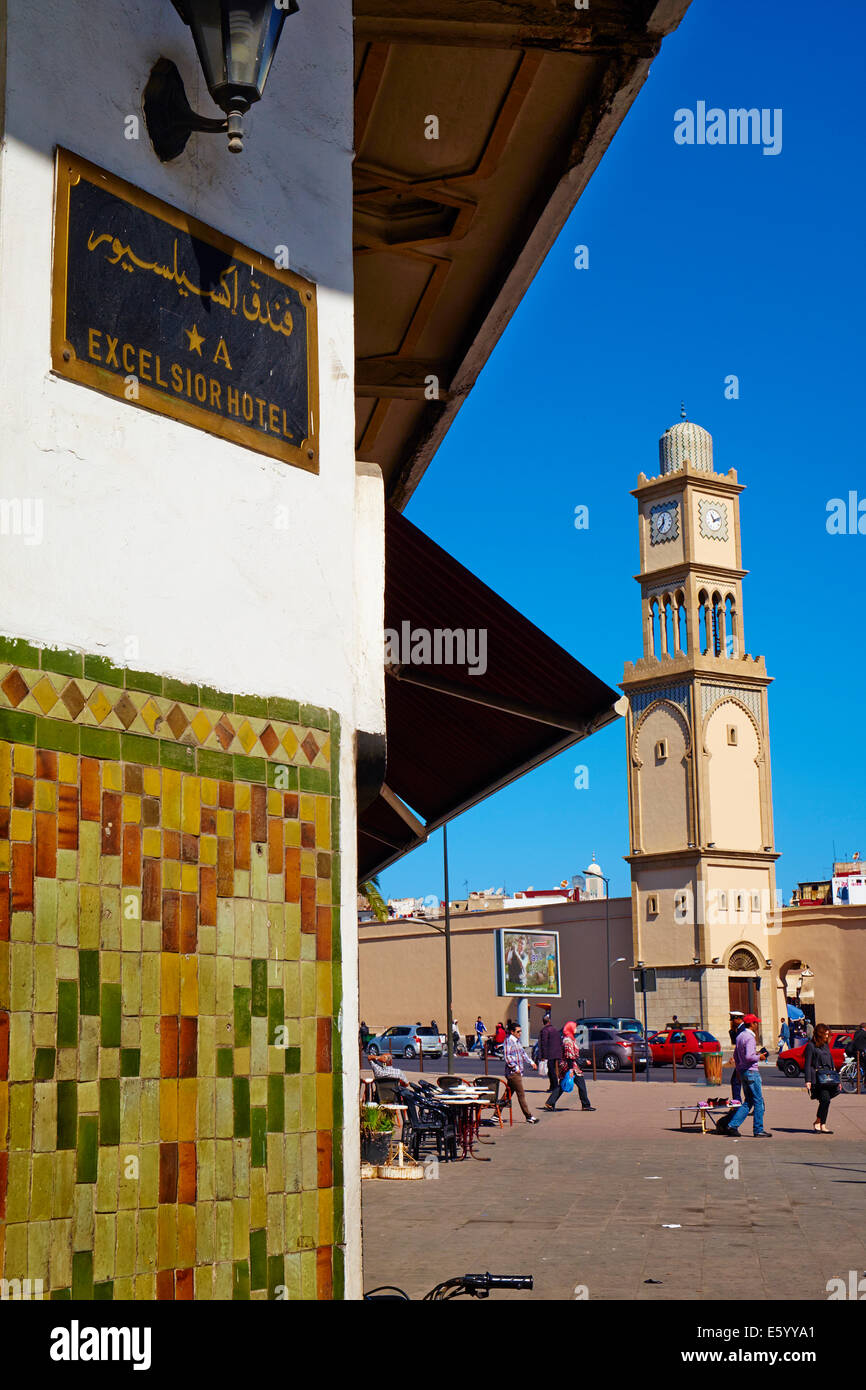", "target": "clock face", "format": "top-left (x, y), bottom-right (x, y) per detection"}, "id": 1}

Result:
top-left (700, 498), bottom-right (728, 539)
top-left (650, 502), bottom-right (678, 543)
